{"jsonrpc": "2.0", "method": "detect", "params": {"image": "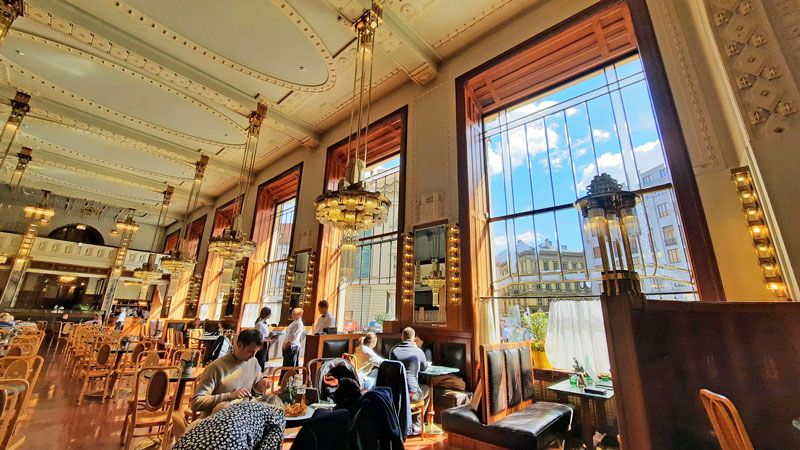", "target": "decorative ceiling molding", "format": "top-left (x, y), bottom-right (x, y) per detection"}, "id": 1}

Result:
top-left (430, 0), bottom-right (515, 49)
top-left (12, 133), bottom-right (214, 202)
top-left (6, 30), bottom-right (247, 148)
top-left (109, 0), bottom-right (338, 93)
top-left (0, 87), bottom-right (241, 176)
top-left (23, 1), bottom-right (322, 149)
top-left (311, 67), bottom-right (403, 127)
top-left (20, 170), bottom-right (183, 219)
top-left (23, 1), bottom-right (251, 116)
top-left (331, 0), bottom-right (441, 85)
